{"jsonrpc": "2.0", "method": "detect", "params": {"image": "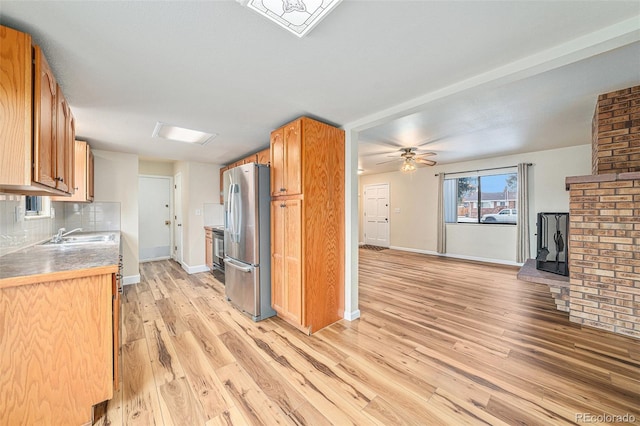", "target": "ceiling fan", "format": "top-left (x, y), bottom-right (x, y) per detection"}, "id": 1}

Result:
top-left (376, 147), bottom-right (437, 172)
